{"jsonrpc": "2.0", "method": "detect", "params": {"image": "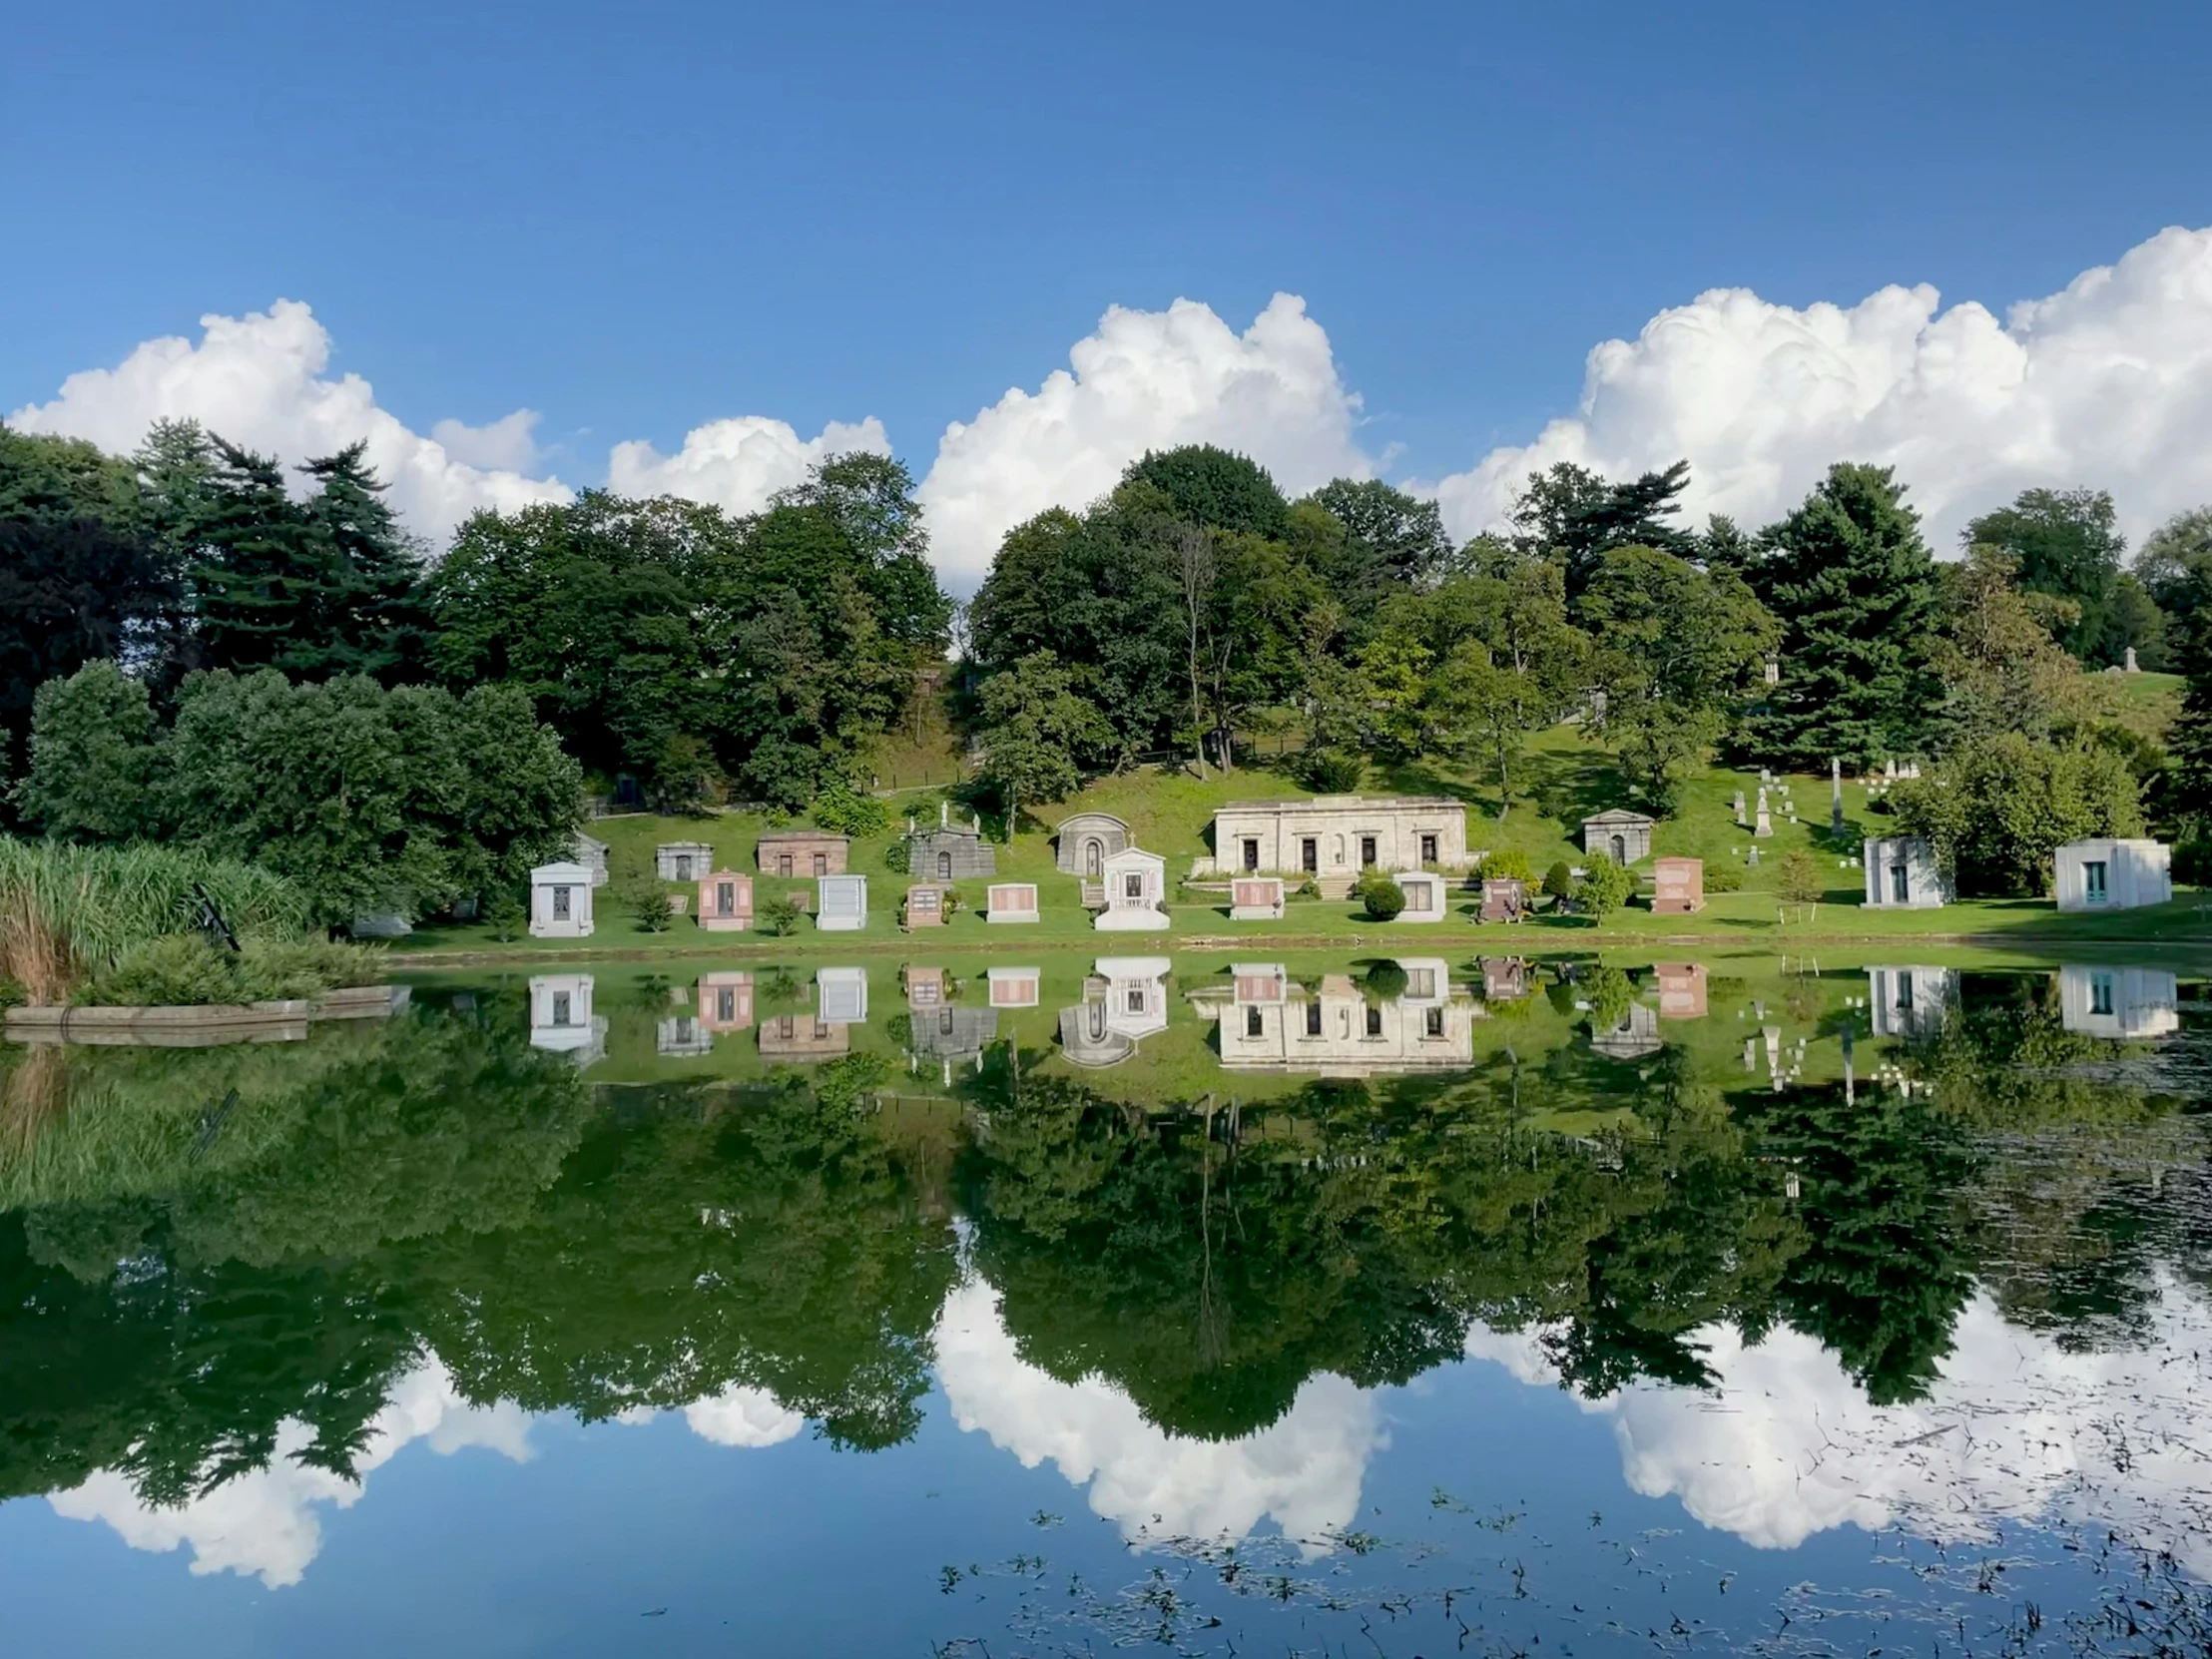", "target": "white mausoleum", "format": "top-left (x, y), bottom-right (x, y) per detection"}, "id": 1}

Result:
top-left (529, 861), bottom-right (596, 937)
top-left (1862, 836), bottom-right (1948, 909)
top-left (2058, 964), bottom-right (2178, 1039)
top-left (2054, 838), bottom-right (2171, 912)
top-left (1096, 847), bottom-right (1169, 930)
